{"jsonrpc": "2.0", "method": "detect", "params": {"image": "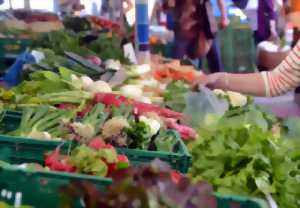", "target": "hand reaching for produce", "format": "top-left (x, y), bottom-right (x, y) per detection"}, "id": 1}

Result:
top-left (191, 72), bottom-right (225, 91)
